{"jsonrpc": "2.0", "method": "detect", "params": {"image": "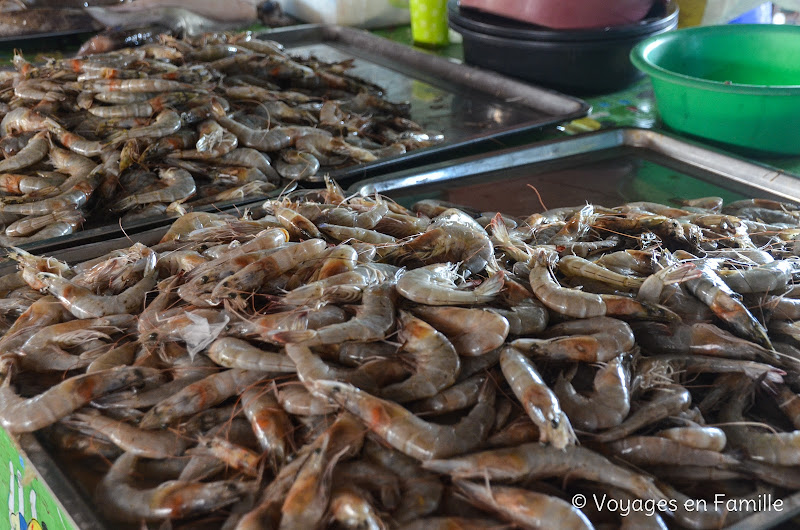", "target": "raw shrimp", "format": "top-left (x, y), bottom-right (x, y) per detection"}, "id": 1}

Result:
top-left (328, 485), bottom-right (388, 530)
top-left (558, 255), bottom-right (646, 290)
top-left (66, 409), bottom-right (187, 458)
top-left (95, 452), bottom-right (251, 523)
top-left (500, 345), bottom-right (577, 449)
top-left (37, 252), bottom-right (156, 319)
top-left (396, 212), bottom-right (493, 275)
top-left (655, 426), bottom-right (727, 452)
top-left (111, 168), bottom-right (196, 212)
top-left (423, 443), bottom-right (668, 505)
top-left (529, 256), bottom-right (676, 321)
top-left (106, 109), bottom-right (181, 143)
top-left (5, 209), bottom-right (83, 238)
top-left (593, 386), bottom-right (691, 443)
top-left (311, 378), bottom-right (496, 460)
top-left (410, 305), bottom-right (509, 357)
top-left (605, 436), bottom-right (738, 467)
top-left (553, 354), bottom-right (631, 431)
top-left (413, 373), bottom-right (487, 415)
top-left (396, 263), bottom-right (504, 306)
top-left (241, 387), bottom-right (293, 471)
top-left (139, 369), bottom-right (270, 429)
top-left (380, 311), bottom-right (460, 403)
top-left (207, 337), bottom-right (296, 372)
top-left (272, 281), bottom-right (397, 346)
top-left (0, 130), bottom-right (48, 173)
top-left (0, 366), bottom-right (156, 433)
top-left (512, 316), bottom-right (635, 363)
top-left (209, 238), bottom-right (326, 303)
top-left (682, 257), bottom-right (773, 348)
top-left (455, 480), bottom-right (593, 530)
